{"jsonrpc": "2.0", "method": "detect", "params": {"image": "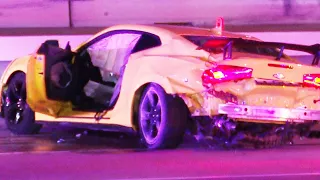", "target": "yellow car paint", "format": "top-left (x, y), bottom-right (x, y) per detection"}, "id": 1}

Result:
top-left (1, 24), bottom-right (320, 129)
